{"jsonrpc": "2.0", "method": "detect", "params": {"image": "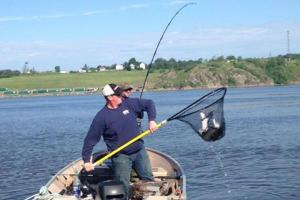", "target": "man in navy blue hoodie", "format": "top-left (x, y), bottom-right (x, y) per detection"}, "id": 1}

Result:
top-left (82, 83), bottom-right (158, 197)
